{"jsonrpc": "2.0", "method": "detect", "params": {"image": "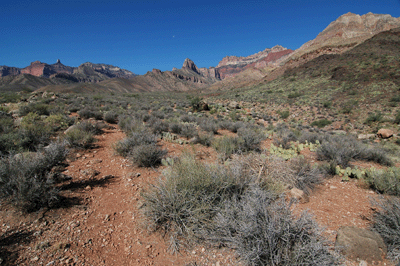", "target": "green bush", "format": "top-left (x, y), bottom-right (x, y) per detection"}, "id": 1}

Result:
top-left (311, 119), bottom-right (332, 128)
top-left (212, 136), bottom-right (241, 161)
top-left (64, 127), bottom-right (96, 149)
top-left (364, 111), bottom-right (383, 124)
top-left (364, 167), bottom-right (400, 196)
top-left (104, 111), bottom-right (118, 124)
top-left (19, 103), bottom-right (50, 116)
top-left (278, 110), bottom-right (290, 119)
